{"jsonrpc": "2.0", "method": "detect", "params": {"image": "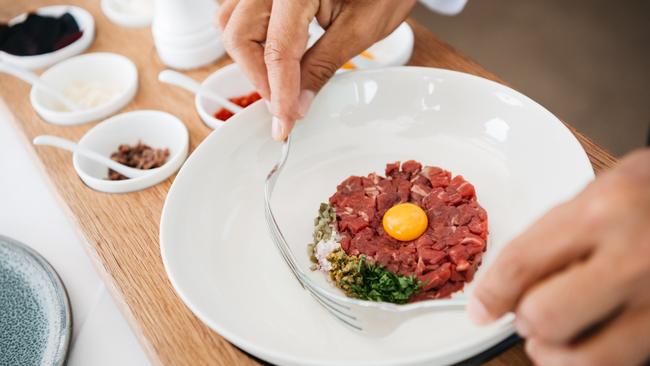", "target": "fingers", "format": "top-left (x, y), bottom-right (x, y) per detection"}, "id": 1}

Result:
top-left (300, 1), bottom-right (415, 114)
top-left (468, 202), bottom-right (595, 324)
top-left (514, 249), bottom-right (626, 343)
top-left (525, 307), bottom-right (650, 366)
top-left (215, 0), bottom-right (239, 32)
top-left (300, 9), bottom-right (376, 95)
top-left (221, 0), bottom-right (272, 100)
top-left (264, 0), bottom-right (318, 141)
